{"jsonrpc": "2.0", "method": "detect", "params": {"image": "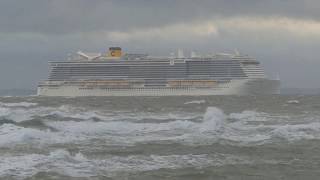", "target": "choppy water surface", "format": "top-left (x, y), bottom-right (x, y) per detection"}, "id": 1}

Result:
top-left (0, 95), bottom-right (320, 179)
